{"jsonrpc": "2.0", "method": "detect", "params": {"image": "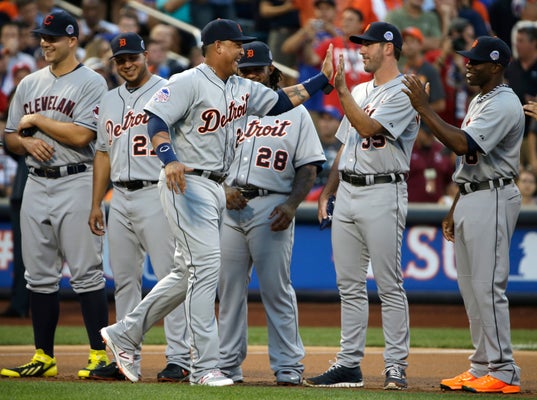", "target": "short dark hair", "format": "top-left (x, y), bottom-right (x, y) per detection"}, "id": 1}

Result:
top-left (518, 26), bottom-right (537, 42)
top-left (343, 7), bottom-right (364, 23)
